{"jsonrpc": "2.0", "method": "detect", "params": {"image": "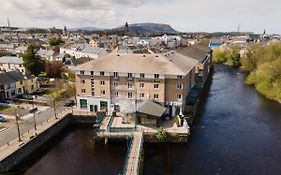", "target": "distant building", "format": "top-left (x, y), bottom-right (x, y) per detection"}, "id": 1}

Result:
top-left (0, 56), bottom-right (25, 73)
